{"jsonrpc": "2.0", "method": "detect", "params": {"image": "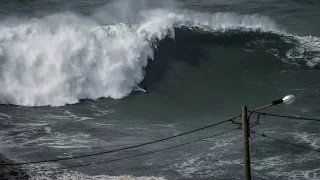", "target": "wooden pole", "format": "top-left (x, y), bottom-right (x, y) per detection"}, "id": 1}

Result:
top-left (242, 105), bottom-right (251, 180)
